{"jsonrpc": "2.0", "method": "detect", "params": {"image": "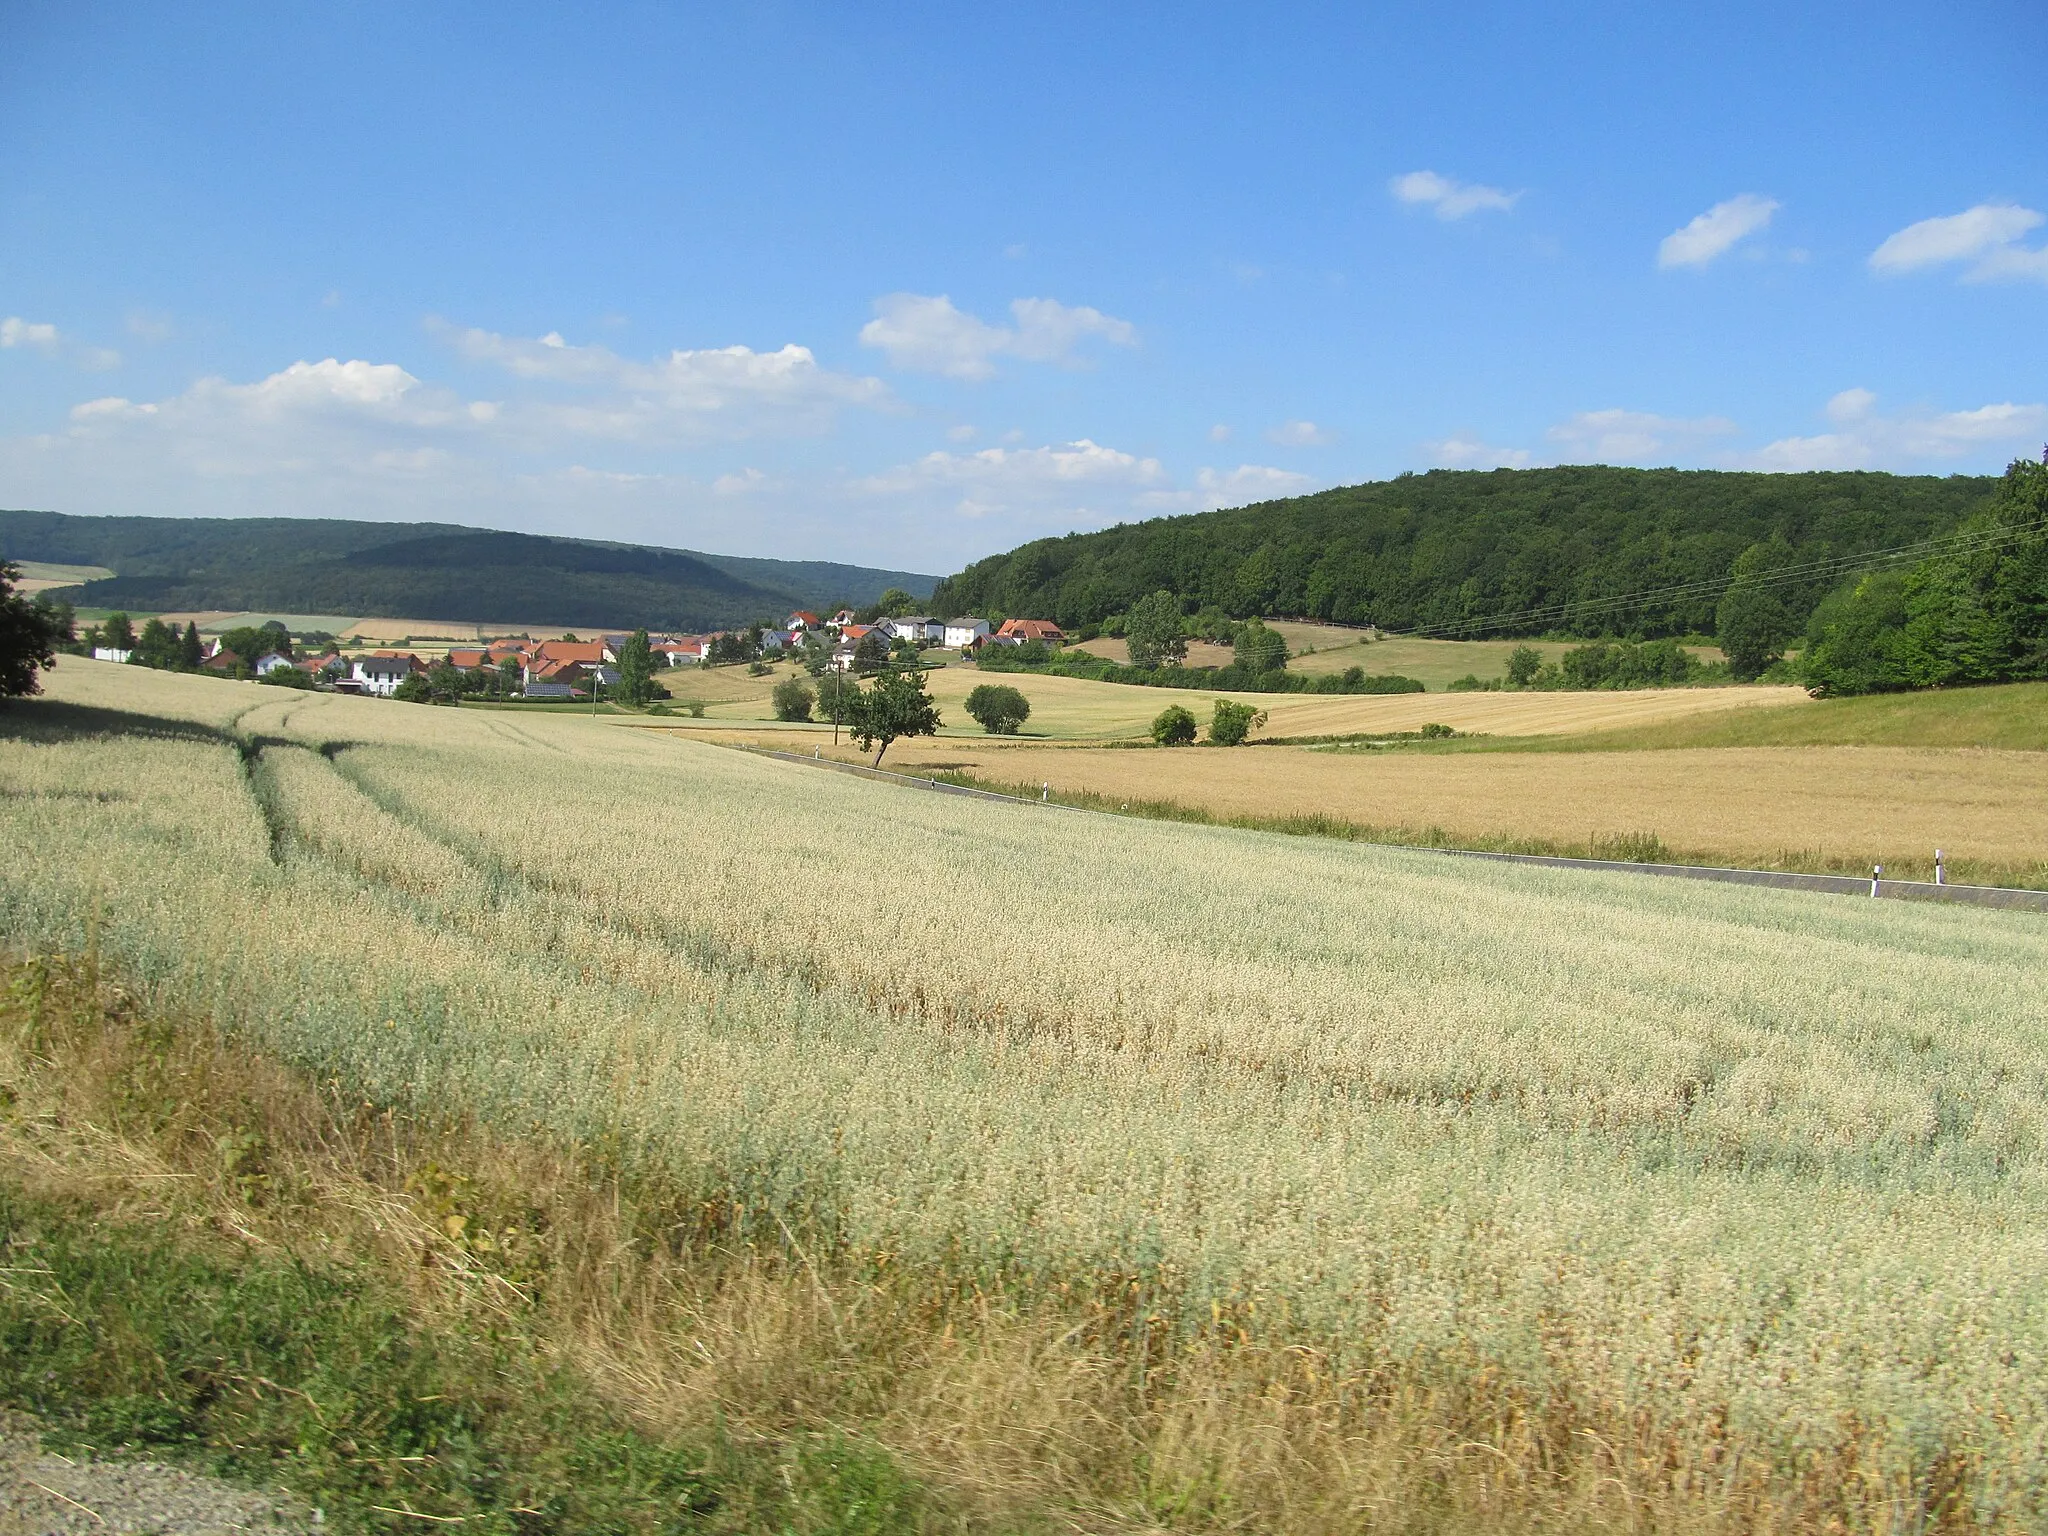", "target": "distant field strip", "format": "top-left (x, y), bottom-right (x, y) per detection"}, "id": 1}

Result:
top-left (12, 660), bottom-right (2048, 1520)
top-left (864, 735), bottom-right (2048, 887)
top-left (678, 666), bottom-right (1810, 740)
